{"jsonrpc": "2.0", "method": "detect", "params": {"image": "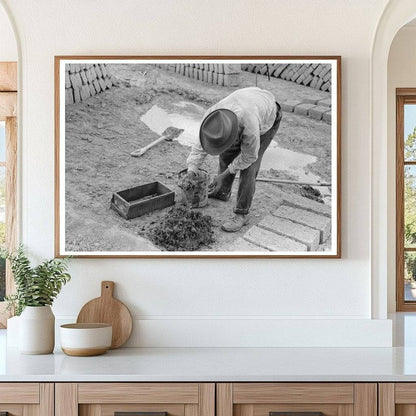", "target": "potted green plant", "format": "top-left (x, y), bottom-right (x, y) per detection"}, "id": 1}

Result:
top-left (2, 246), bottom-right (71, 354)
